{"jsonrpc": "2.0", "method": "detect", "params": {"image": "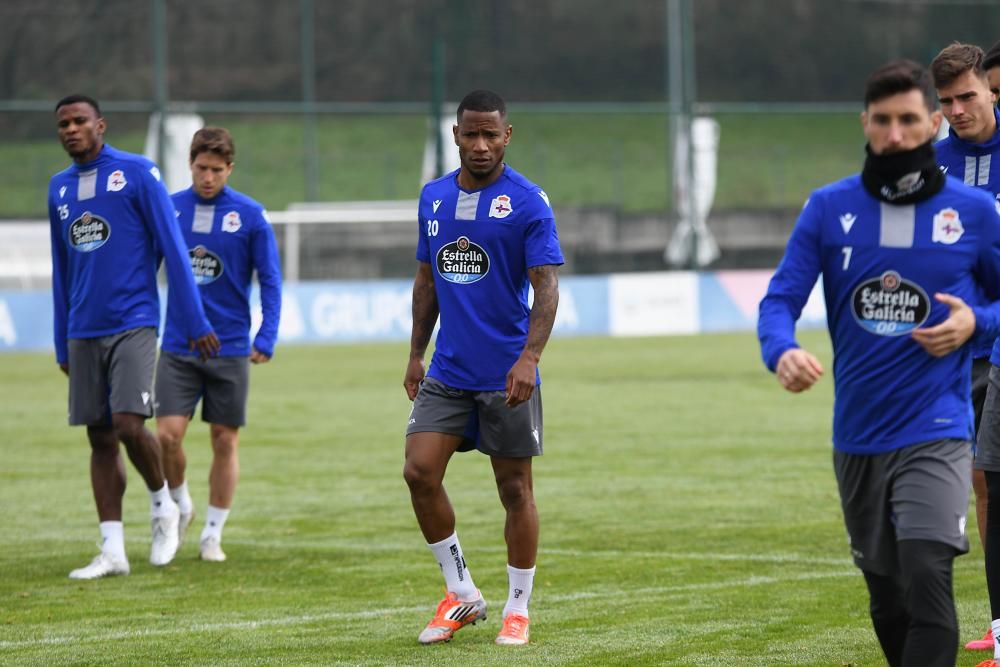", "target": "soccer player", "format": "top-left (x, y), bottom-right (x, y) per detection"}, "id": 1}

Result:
top-left (403, 89), bottom-right (562, 646)
top-left (155, 127), bottom-right (282, 563)
top-left (757, 61), bottom-right (1000, 667)
top-left (930, 42), bottom-right (1000, 658)
top-left (48, 94), bottom-right (219, 579)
